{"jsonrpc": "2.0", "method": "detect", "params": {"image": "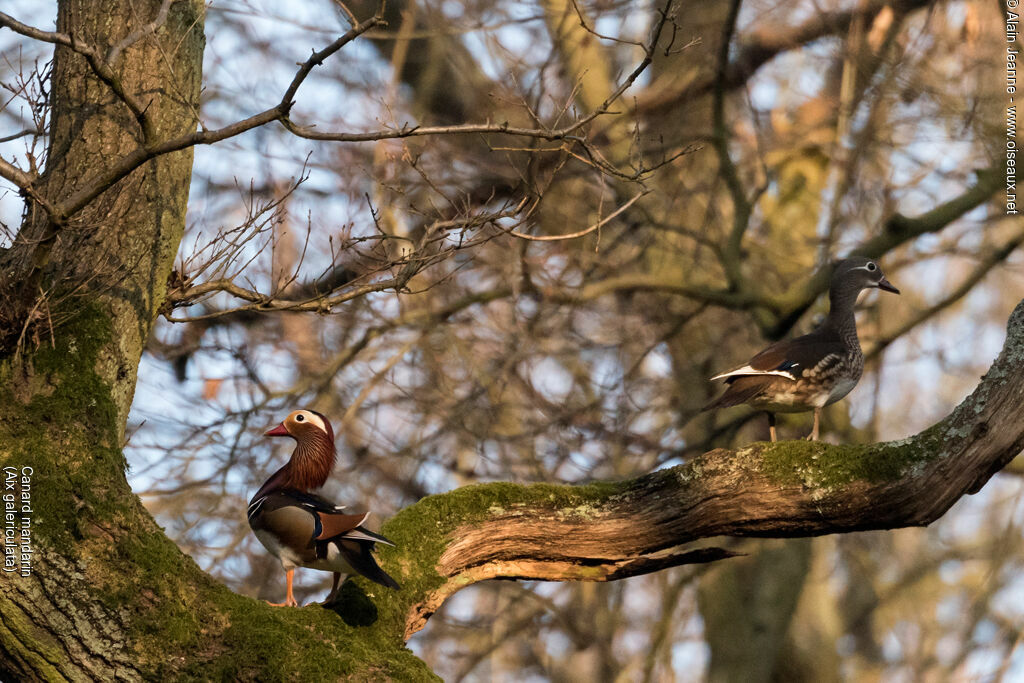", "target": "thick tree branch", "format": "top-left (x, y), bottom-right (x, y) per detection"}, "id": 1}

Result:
top-left (858, 168), bottom-right (1004, 258)
top-left (638, 0), bottom-right (936, 117)
top-left (282, 0), bottom-right (674, 147)
top-left (389, 298), bottom-right (1024, 639)
top-left (0, 13), bottom-right (385, 227)
top-left (405, 547), bottom-right (739, 639)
